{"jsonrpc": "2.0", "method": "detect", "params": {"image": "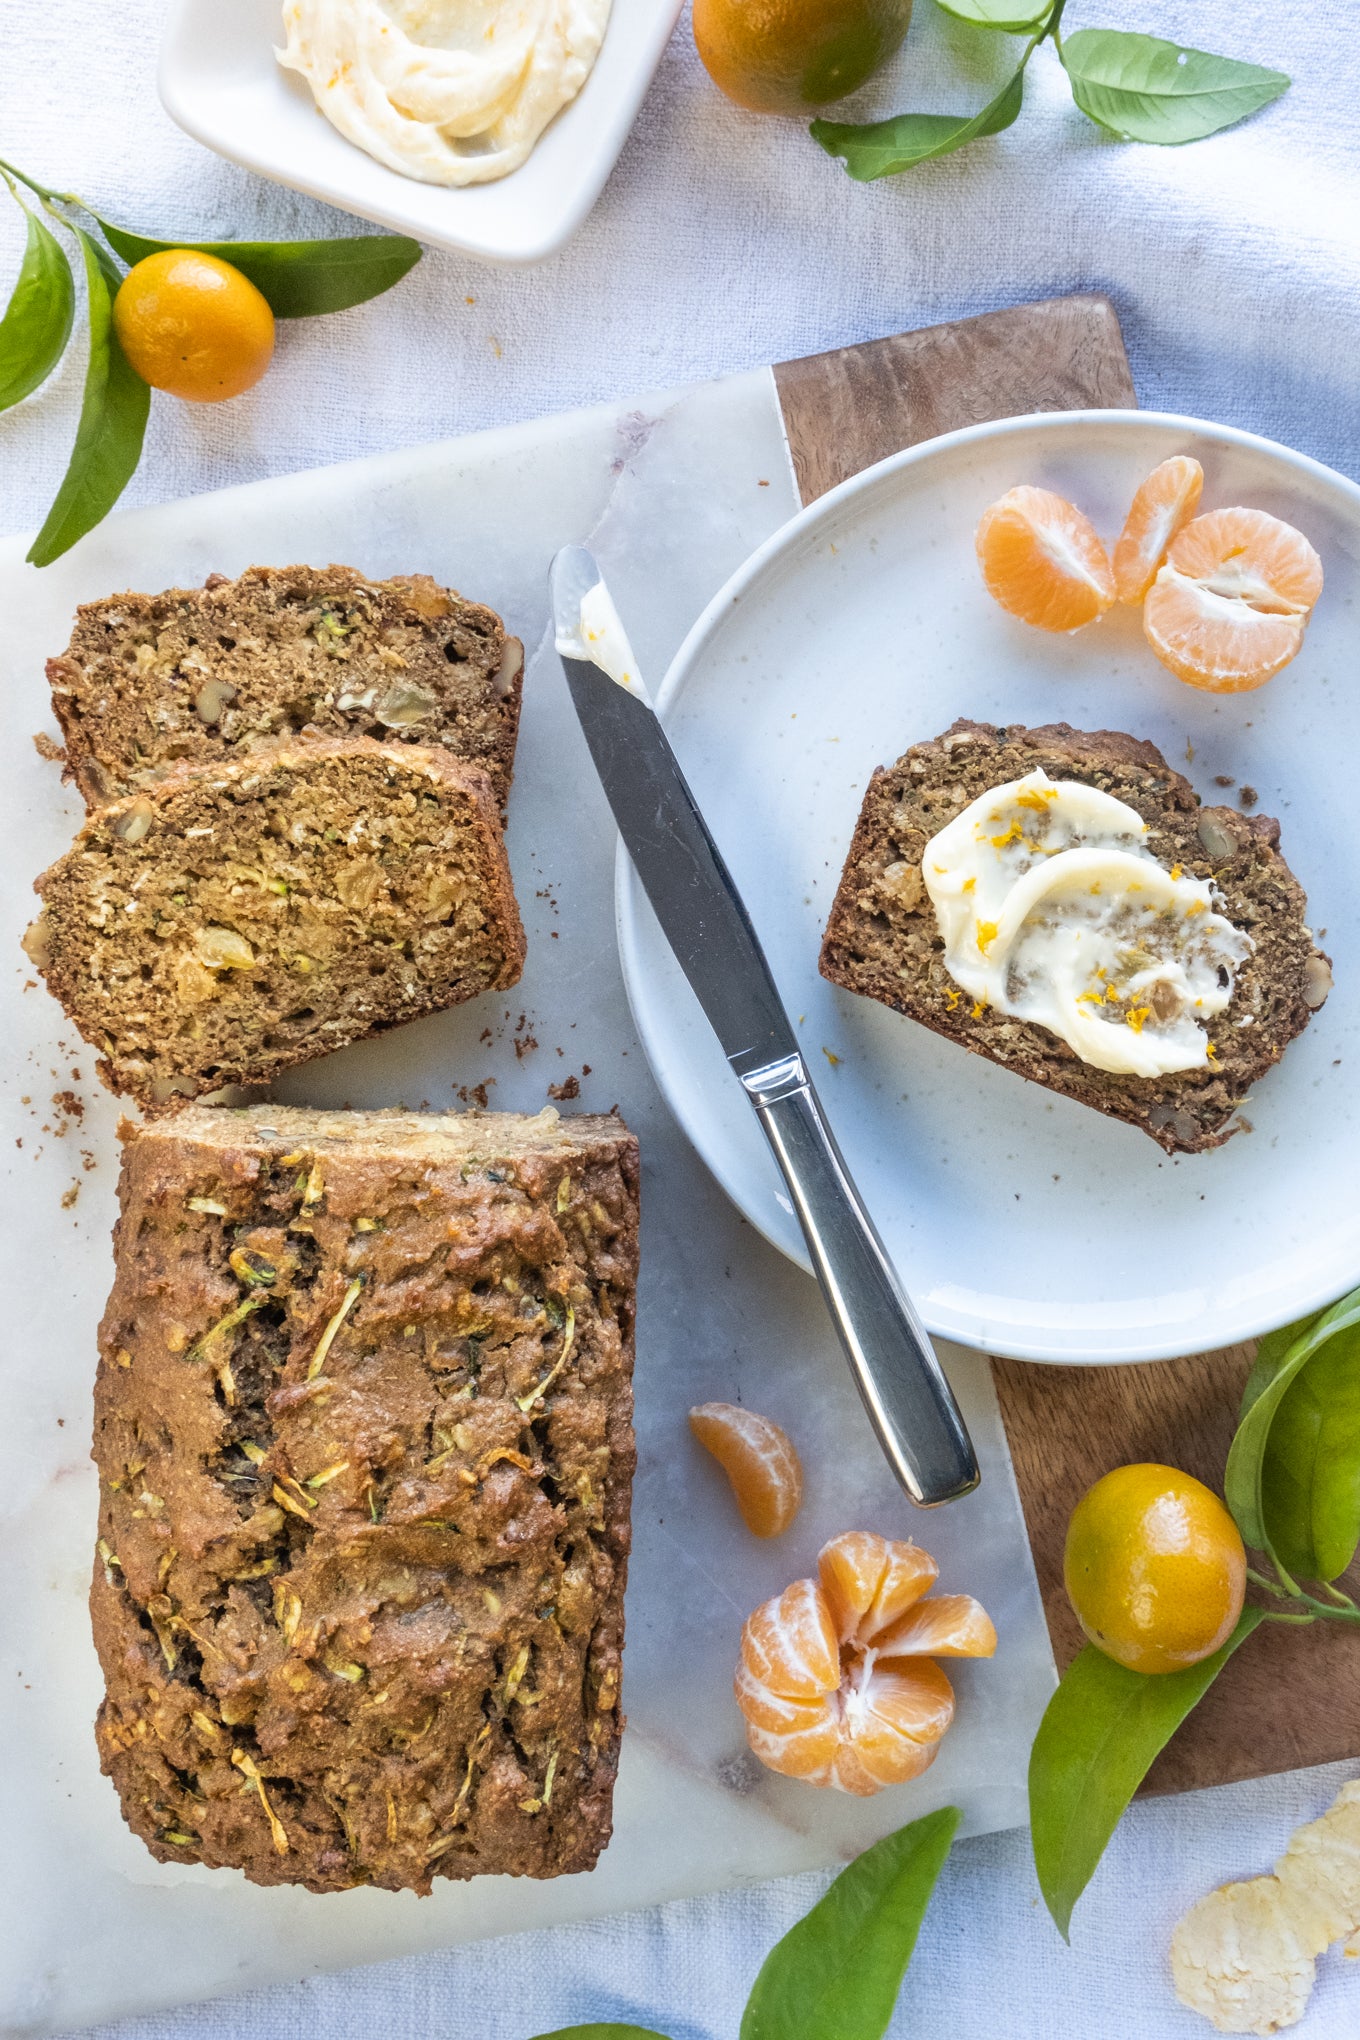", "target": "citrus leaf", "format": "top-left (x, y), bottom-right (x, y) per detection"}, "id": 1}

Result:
top-left (92, 220), bottom-right (421, 319)
top-left (813, 62), bottom-right (1025, 180)
top-left (26, 227), bottom-right (149, 568)
top-left (529, 2028), bottom-right (674, 2038)
top-left (1059, 29), bottom-right (1289, 144)
top-left (1226, 1286), bottom-right (1360, 1581)
top-left (934, 0), bottom-right (1051, 29)
top-left (1029, 1614), bottom-right (1264, 1940)
top-left (740, 1807), bottom-right (959, 2040)
top-left (0, 192), bottom-right (75, 411)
